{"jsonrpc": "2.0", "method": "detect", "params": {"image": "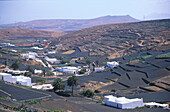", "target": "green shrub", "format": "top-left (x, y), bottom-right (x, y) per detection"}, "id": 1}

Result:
top-left (35, 78), bottom-right (46, 84)
top-left (27, 100), bottom-right (39, 105)
top-left (142, 55), bottom-right (152, 59)
top-left (82, 89), bottom-right (94, 97)
top-left (156, 53), bottom-right (170, 58)
top-left (79, 69), bottom-right (86, 74)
